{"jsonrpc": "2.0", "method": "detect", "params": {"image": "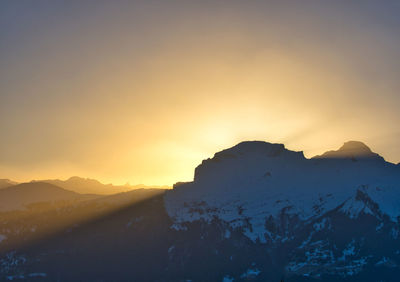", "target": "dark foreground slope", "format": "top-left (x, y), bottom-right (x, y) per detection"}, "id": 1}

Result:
top-left (0, 193), bottom-right (276, 281)
top-left (3, 193), bottom-right (400, 282)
